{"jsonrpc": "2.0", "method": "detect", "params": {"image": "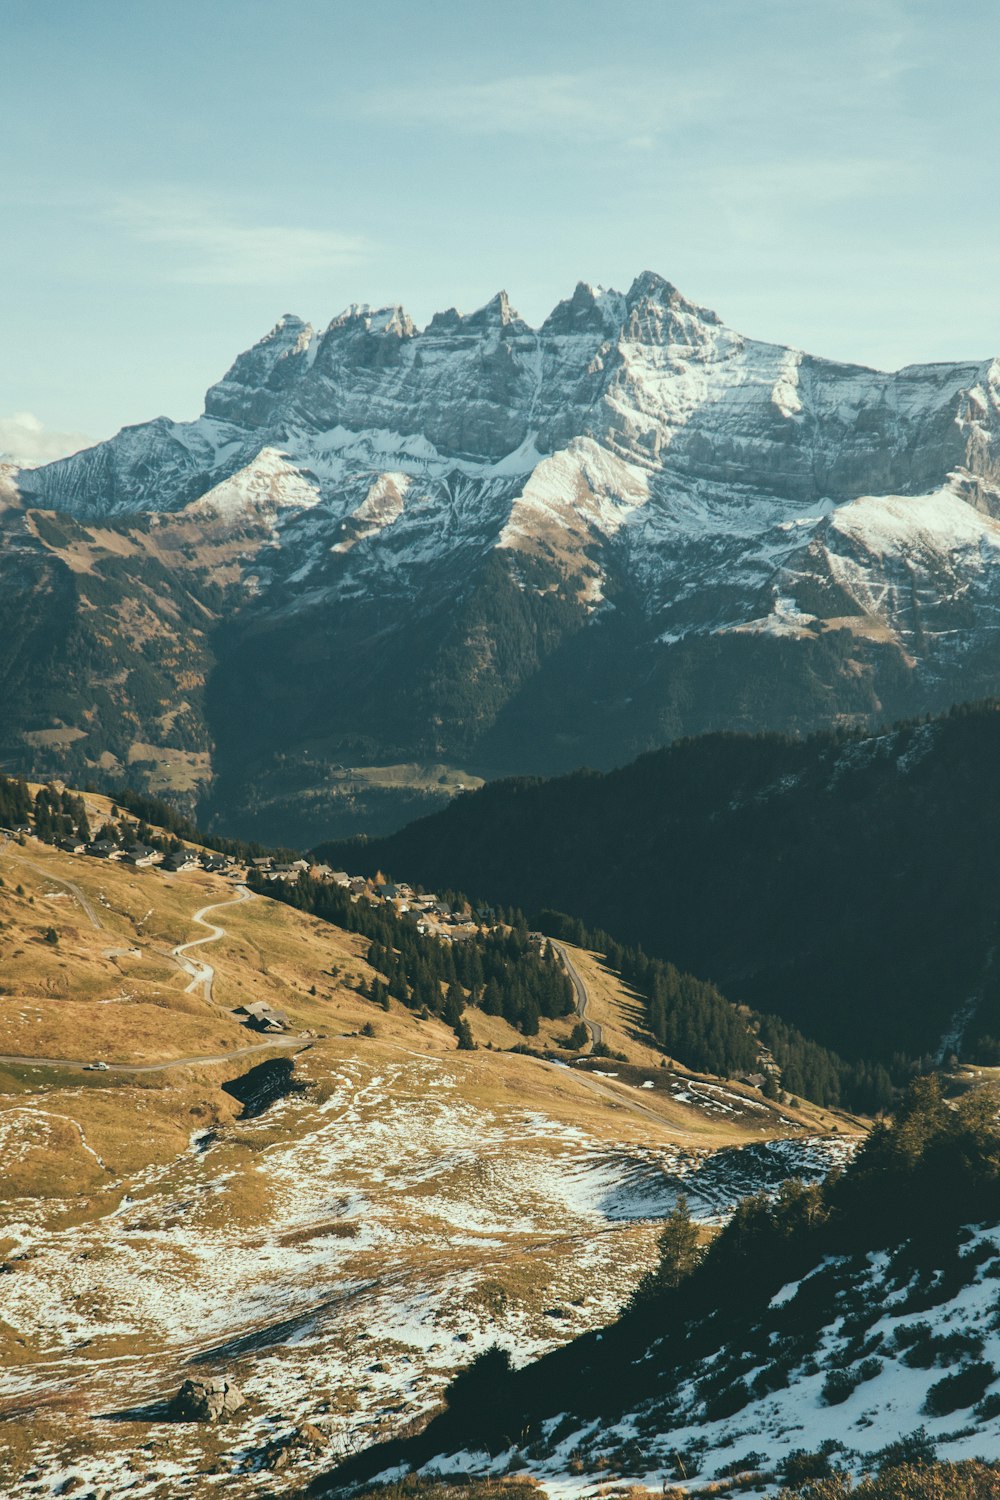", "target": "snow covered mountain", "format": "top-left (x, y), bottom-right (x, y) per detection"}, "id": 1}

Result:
top-left (8, 271), bottom-right (1000, 840)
